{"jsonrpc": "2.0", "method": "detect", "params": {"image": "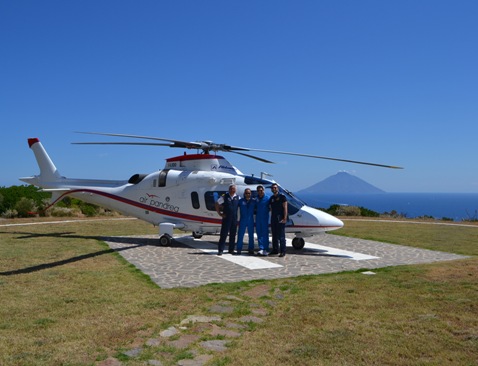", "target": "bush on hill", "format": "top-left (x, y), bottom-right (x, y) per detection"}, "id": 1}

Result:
top-left (0, 185), bottom-right (109, 218)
